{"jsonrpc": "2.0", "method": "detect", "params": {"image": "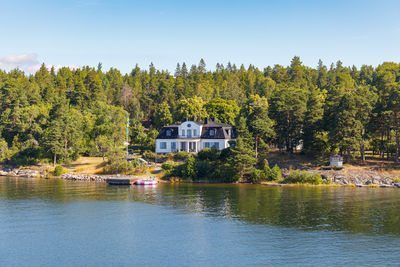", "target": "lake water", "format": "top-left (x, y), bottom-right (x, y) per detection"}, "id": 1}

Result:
top-left (1, 177), bottom-right (400, 266)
